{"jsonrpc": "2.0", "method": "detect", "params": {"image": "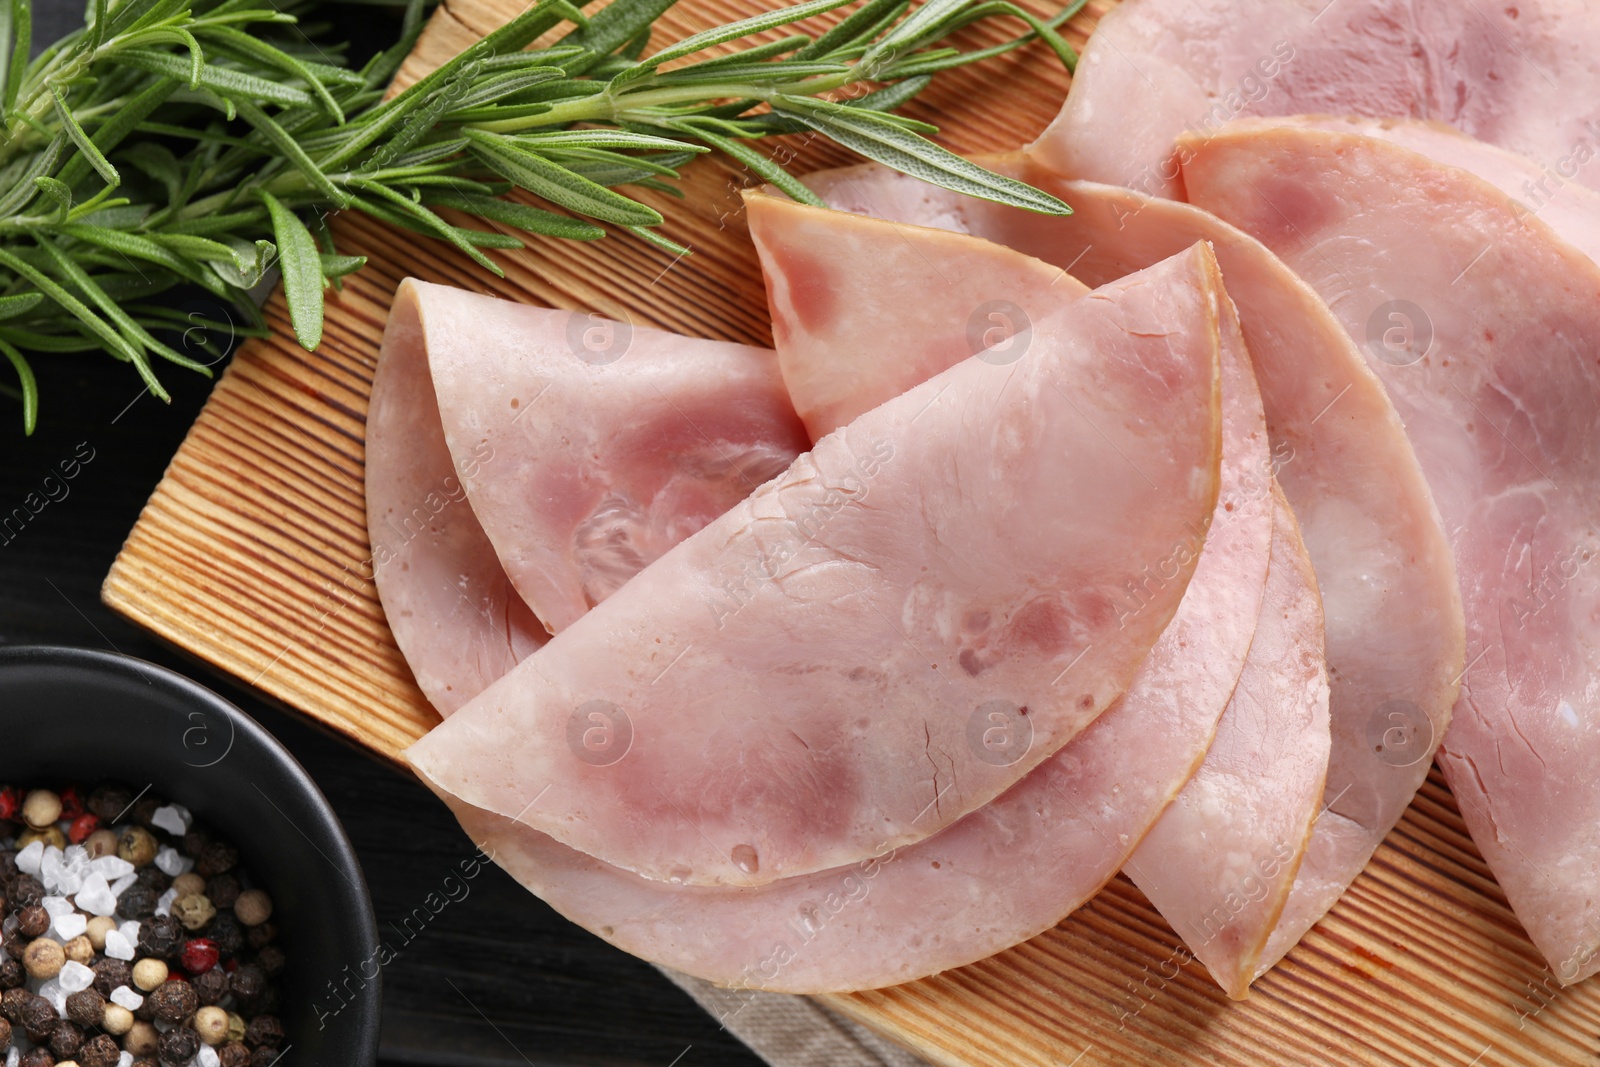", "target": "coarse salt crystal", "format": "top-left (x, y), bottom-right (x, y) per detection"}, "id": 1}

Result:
top-left (155, 887), bottom-right (179, 917)
top-left (75, 872), bottom-right (118, 917)
top-left (38, 978), bottom-right (66, 1014)
top-left (64, 844), bottom-right (87, 864)
top-left (57, 959), bottom-right (94, 994)
top-left (119, 919), bottom-right (140, 944)
top-left (39, 846), bottom-right (66, 888)
top-left (14, 840), bottom-right (43, 876)
top-left (52, 911), bottom-right (88, 941)
top-left (110, 984), bottom-right (143, 1011)
top-left (117, 1054), bottom-right (133, 1067)
top-left (41, 895), bottom-right (75, 919)
top-left (151, 804), bottom-right (191, 837)
top-left (110, 872), bottom-right (138, 897)
top-left (92, 855), bottom-right (135, 881)
top-left (104, 929), bottom-right (136, 961)
top-left (197, 1043), bottom-right (220, 1067)
top-left (154, 846), bottom-right (186, 877)
top-left (7, 1044), bottom-right (18, 1067)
